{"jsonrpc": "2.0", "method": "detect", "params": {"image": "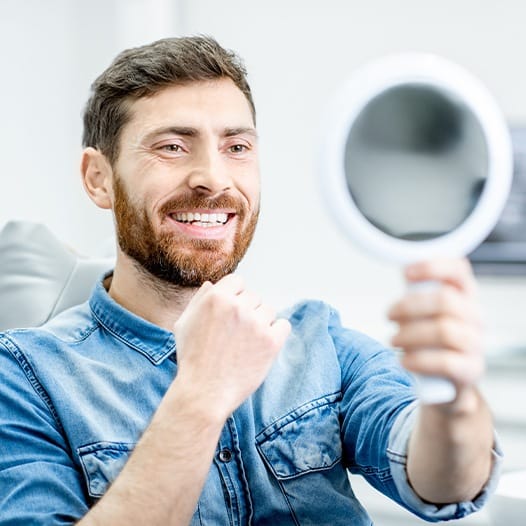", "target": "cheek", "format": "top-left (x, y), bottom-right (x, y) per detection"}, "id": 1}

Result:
top-left (237, 172), bottom-right (260, 210)
top-left (117, 151), bottom-right (172, 188)
top-left (119, 174), bottom-right (164, 213)
top-left (113, 179), bottom-right (152, 223)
